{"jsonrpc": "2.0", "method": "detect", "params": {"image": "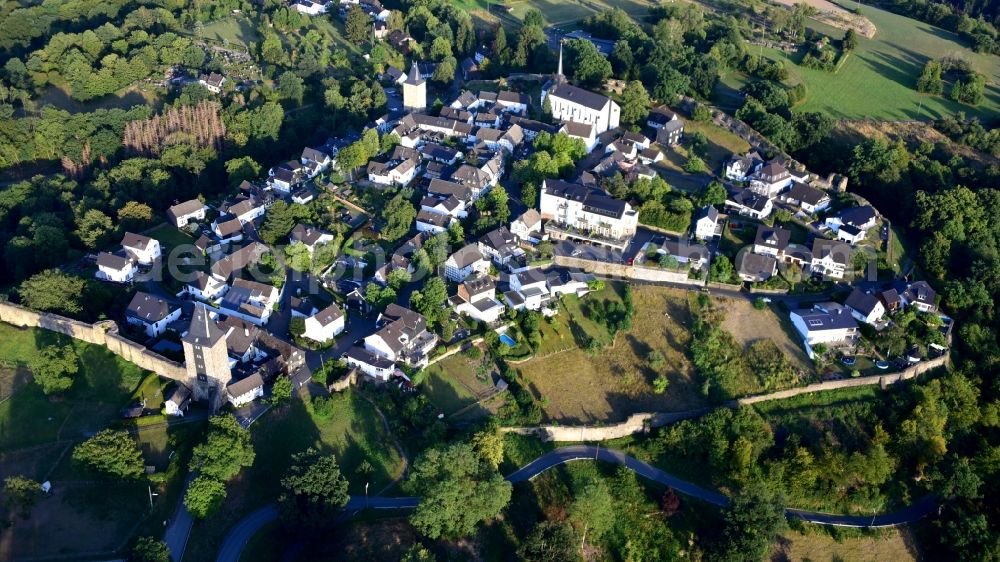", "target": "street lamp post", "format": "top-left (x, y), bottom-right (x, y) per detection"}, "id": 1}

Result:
top-left (365, 481), bottom-right (369, 510)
